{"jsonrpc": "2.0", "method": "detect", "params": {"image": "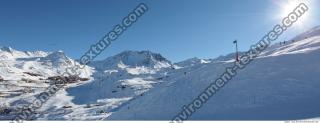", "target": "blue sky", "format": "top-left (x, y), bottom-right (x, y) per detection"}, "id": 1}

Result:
top-left (0, 0), bottom-right (319, 62)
